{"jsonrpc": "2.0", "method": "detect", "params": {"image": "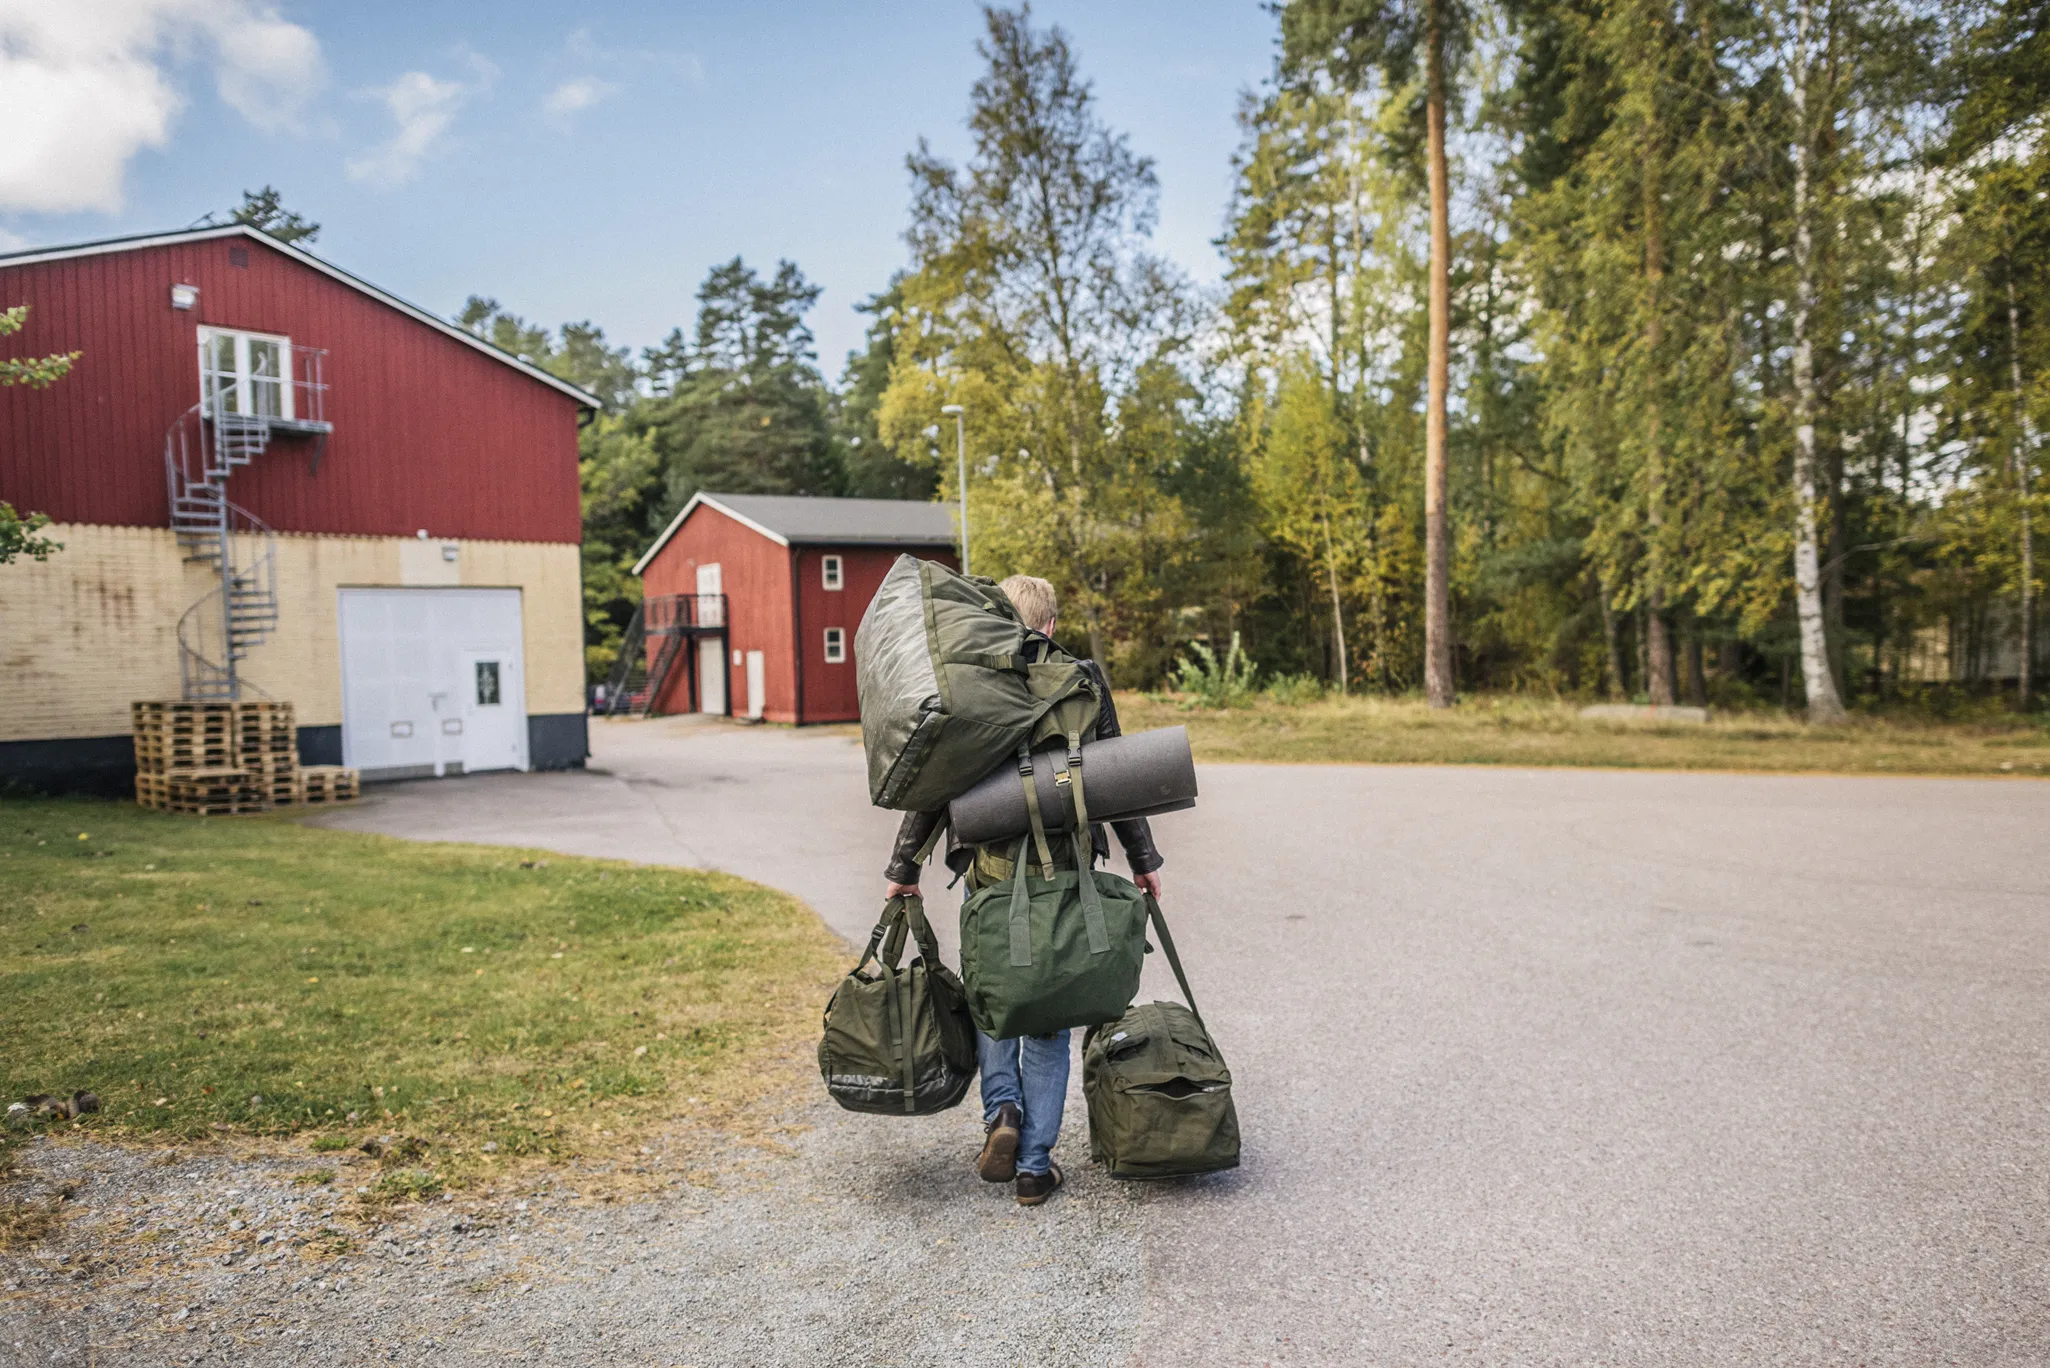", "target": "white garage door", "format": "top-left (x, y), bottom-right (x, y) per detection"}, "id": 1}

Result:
top-left (338, 588), bottom-right (528, 780)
